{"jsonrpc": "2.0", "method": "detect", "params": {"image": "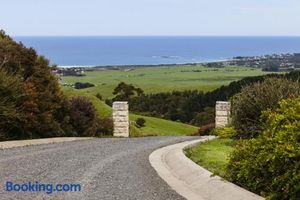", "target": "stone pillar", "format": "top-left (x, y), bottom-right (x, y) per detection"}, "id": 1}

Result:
top-left (113, 101), bottom-right (129, 137)
top-left (215, 101), bottom-right (231, 128)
